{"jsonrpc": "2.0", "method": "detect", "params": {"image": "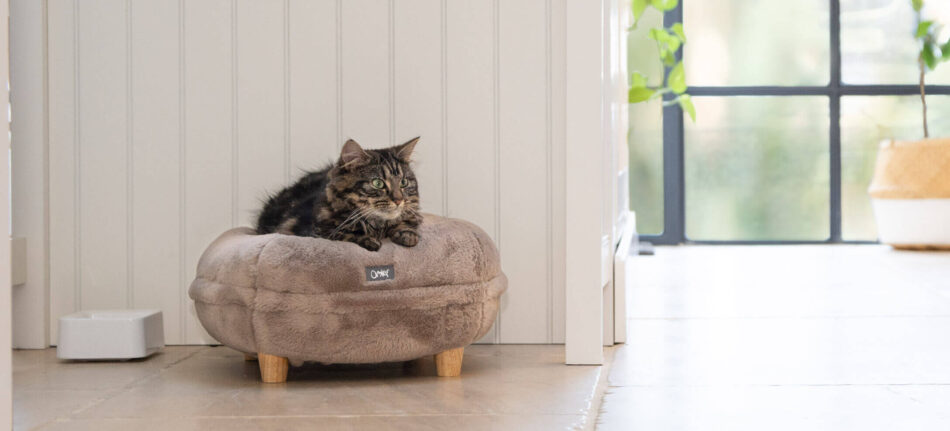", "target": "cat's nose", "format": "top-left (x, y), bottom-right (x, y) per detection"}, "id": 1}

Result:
top-left (393, 199), bottom-right (404, 206)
